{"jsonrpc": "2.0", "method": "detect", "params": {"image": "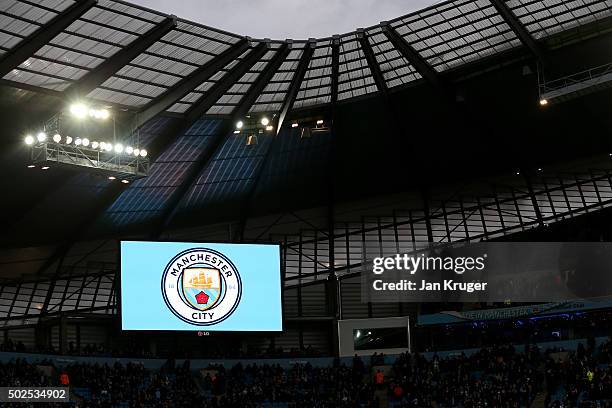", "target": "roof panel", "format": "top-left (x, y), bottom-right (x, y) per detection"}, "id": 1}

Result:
top-left (180, 131), bottom-right (274, 209)
top-left (3, 68), bottom-right (71, 90)
top-left (367, 28), bottom-right (421, 87)
top-left (508, 0), bottom-right (612, 39)
top-left (391, 0), bottom-right (521, 71)
top-left (336, 34), bottom-right (378, 101)
top-left (104, 118), bottom-right (222, 226)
